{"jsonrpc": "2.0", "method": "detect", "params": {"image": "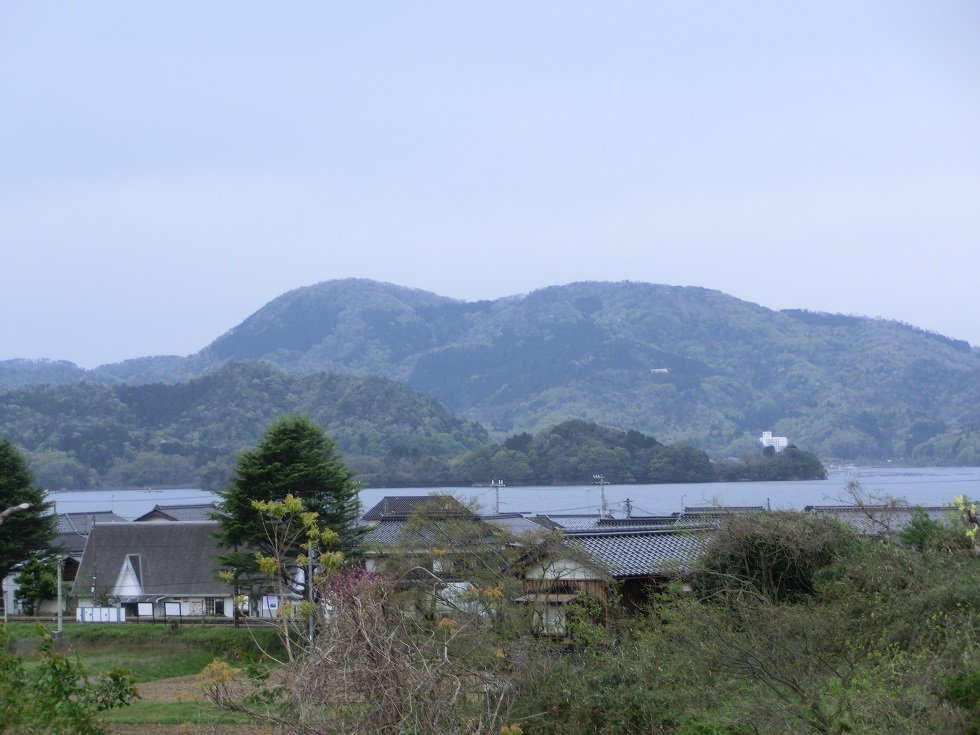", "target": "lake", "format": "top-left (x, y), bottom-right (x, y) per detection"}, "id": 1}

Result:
top-left (49, 466), bottom-right (980, 521)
